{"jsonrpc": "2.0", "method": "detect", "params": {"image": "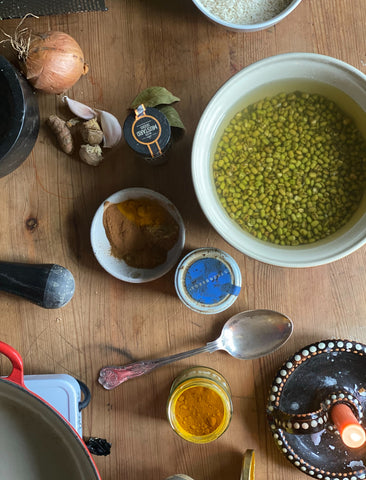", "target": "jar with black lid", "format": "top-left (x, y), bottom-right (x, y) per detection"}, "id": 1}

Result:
top-left (123, 104), bottom-right (171, 165)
